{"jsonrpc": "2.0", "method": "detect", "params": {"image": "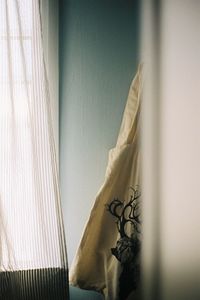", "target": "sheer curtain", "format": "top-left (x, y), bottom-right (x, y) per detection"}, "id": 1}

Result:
top-left (0, 0), bottom-right (68, 299)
